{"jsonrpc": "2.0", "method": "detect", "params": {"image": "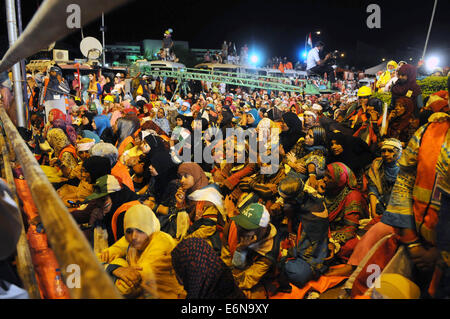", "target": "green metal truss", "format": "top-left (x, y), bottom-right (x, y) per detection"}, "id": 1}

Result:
top-left (140, 66), bottom-right (323, 95)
